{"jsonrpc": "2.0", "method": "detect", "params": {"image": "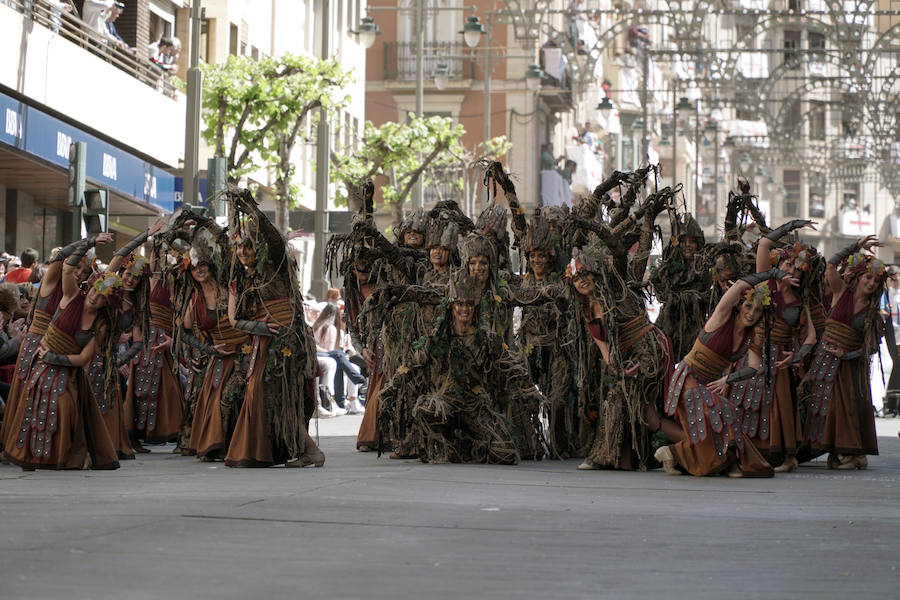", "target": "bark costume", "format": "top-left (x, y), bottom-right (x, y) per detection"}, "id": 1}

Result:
top-left (224, 190), bottom-right (321, 467)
